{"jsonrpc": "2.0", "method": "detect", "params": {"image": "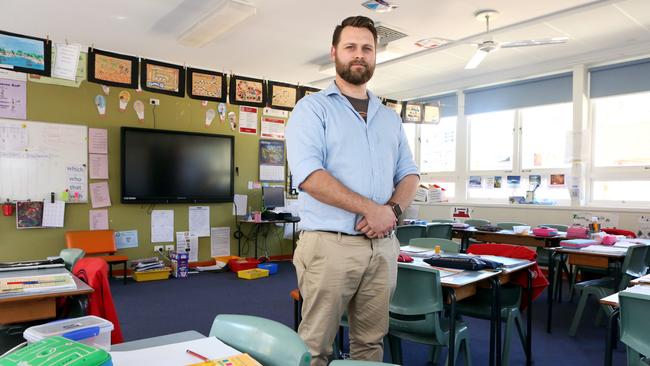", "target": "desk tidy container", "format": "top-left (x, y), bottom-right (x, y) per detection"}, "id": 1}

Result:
top-left (228, 258), bottom-right (260, 272)
top-left (132, 267), bottom-right (172, 282)
top-left (238, 268), bottom-right (269, 280)
top-left (23, 316), bottom-right (114, 351)
top-left (0, 336), bottom-right (112, 366)
top-left (257, 262), bottom-right (278, 274)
